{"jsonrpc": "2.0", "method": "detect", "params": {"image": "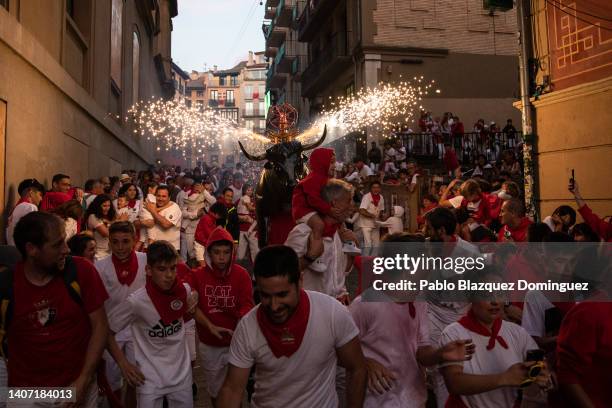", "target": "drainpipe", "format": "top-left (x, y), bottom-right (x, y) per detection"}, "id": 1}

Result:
top-left (516, 0), bottom-right (539, 220)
